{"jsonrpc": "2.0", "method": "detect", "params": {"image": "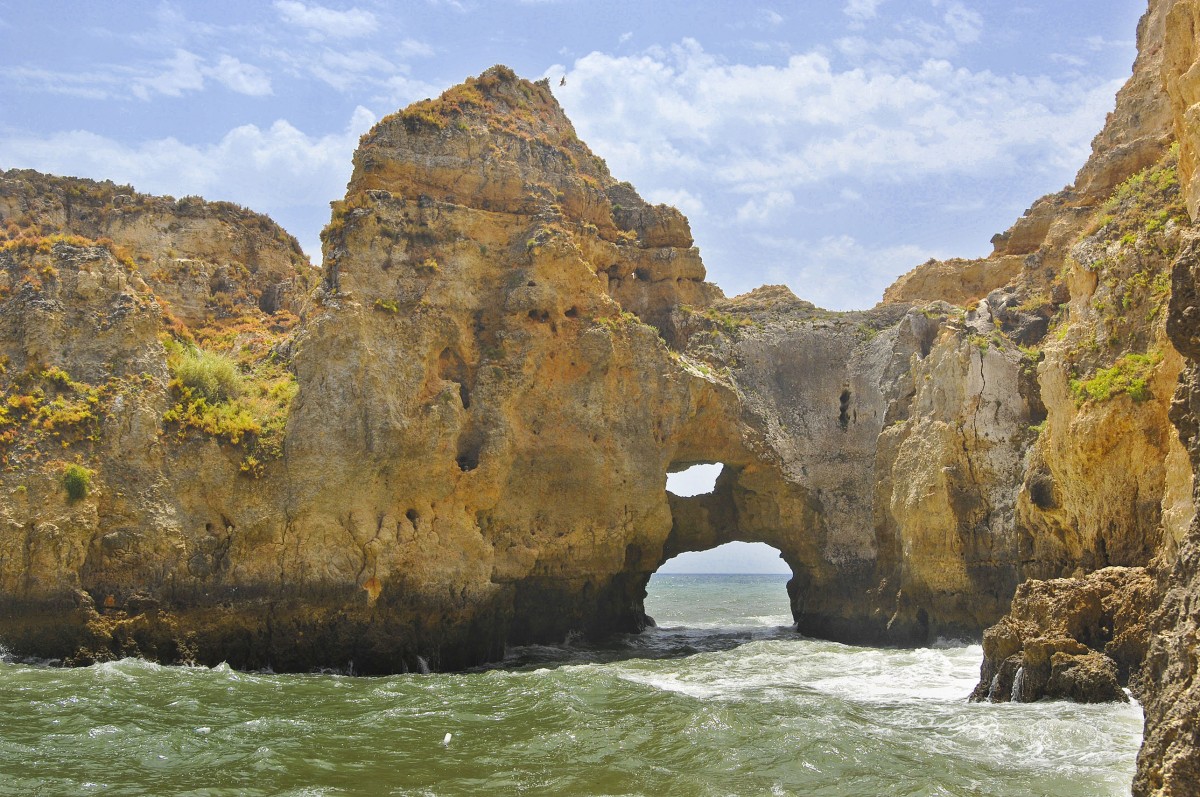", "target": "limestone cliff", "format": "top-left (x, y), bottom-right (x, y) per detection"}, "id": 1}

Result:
top-left (1133, 5), bottom-right (1200, 787)
top-left (1, 0), bottom-right (1198, 790)
top-left (957, 1), bottom-right (1200, 792)
top-left (0, 19), bottom-right (1193, 787)
top-left (1, 11), bottom-right (1194, 678)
